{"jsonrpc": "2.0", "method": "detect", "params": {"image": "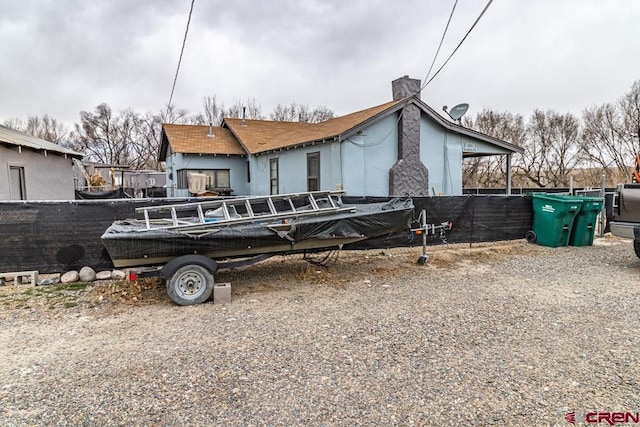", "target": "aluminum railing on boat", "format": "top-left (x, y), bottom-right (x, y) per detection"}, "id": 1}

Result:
top-left (135, 190), bottom-right (356, 231)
